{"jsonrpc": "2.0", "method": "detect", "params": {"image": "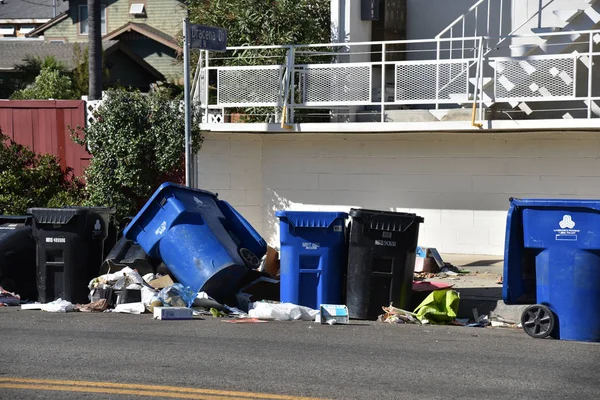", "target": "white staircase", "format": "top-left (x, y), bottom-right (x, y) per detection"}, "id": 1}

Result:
top-left (436, 0), bottom-right (600, 118)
